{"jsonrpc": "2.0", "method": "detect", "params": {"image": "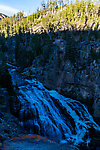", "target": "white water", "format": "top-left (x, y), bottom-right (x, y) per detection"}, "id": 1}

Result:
top-left (8, 65), bottom-right (100, 146)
